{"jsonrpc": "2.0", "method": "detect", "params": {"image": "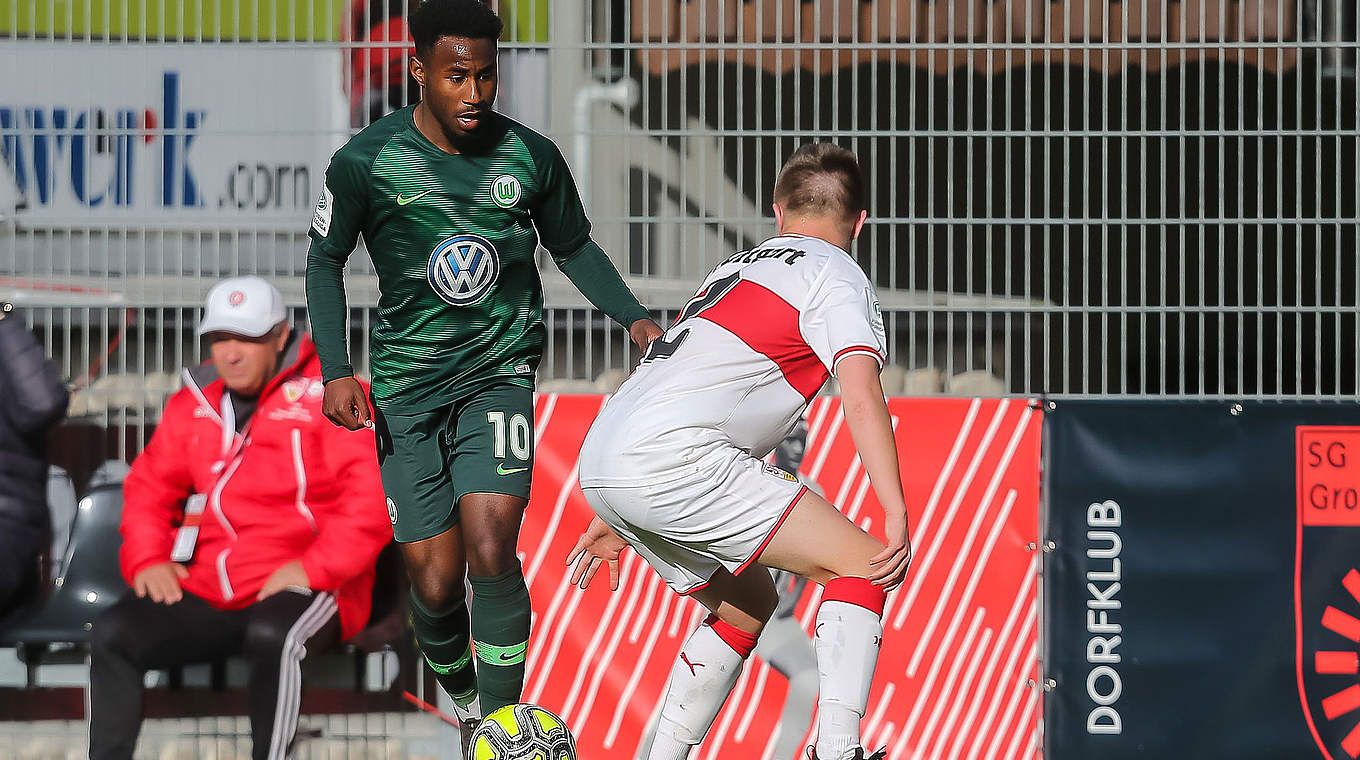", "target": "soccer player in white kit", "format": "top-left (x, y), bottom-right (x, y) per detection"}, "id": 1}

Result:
top-left (567, 144), bottom-right (911, 760)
